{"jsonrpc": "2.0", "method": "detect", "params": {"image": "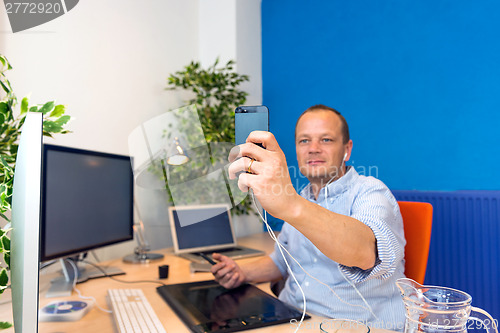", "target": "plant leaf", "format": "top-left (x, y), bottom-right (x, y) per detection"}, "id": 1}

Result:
top-left (39, 101), bottom-right (55, 114)
top-left (0, 80), bottom-right (10, 94)
top-left (0, 213), bottom-right (9, 222)
top-left (20, 97), bottom-right (29, 114)
top-left (55, 115), bottom-right (70, 125)
top-left (49, 104), bottom-right (65, 118)
top-left (42, 120), bottom-right (60, 133)
top-left (0, 54), bottom-right (12, 70)
top-left (0, 101), bottom-right (8, 116)
top-left (1, 236), bottom-right (9, 251)
top-left (0, 268), bottom-right (8, 287)
top-left (3, 252), bottom-right (9, 269)
top-left (0, 321), bottom-right (13, 329)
